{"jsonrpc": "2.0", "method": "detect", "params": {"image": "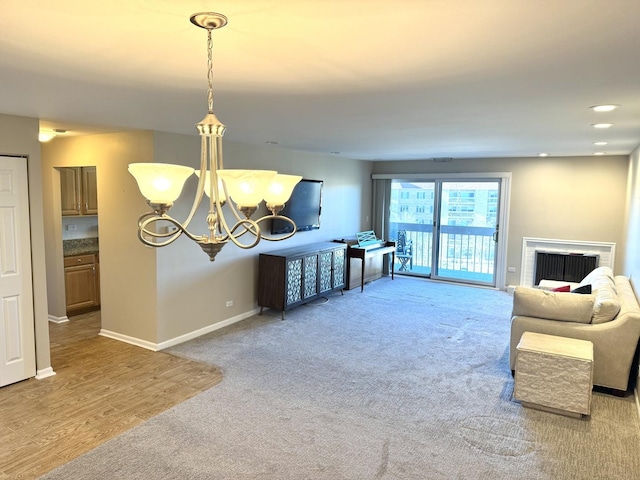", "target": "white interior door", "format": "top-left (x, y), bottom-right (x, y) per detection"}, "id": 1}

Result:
top-left (0, 156), bottom-right (35, 387)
